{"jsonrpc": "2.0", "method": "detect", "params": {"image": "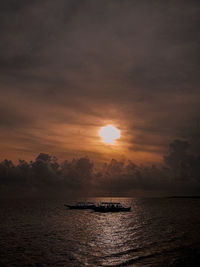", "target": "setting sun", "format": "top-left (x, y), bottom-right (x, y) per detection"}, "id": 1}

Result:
top-left (99, 125), bottom-right (120, 145)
